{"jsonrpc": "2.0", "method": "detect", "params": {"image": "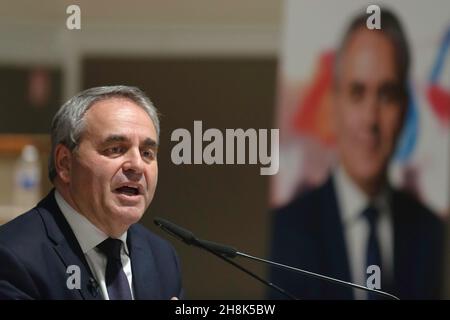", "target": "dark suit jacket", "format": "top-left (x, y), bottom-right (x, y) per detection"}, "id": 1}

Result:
top-left (0, 190), bottom-right (183, 300)
top-left (268, 176), bottom-right (445, 300)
